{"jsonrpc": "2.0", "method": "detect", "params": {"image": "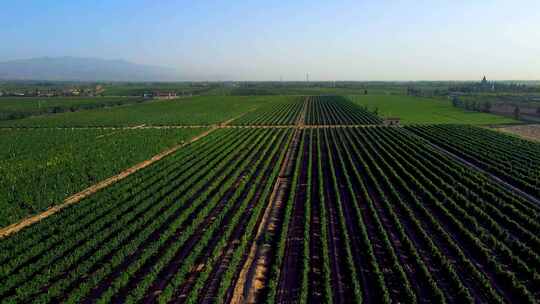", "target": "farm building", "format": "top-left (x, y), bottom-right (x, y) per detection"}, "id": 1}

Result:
top-left (383, 117), bottom-right (401, 126)
top-left (153, 91), bottom-right (177, 100)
